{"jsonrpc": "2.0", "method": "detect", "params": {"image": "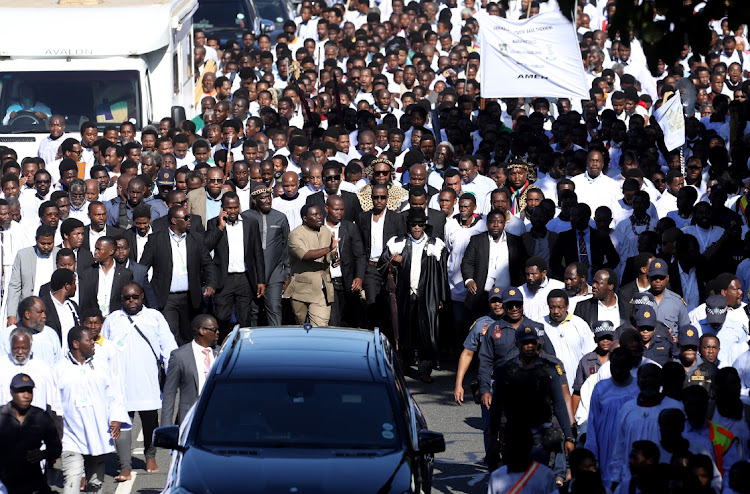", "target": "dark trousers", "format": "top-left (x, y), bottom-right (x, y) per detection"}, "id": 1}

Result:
top-left (250, 281), bottom-right (284, 326)
top-left (215, 273), bottom-right (252, 339)
top-left (330, 278), bottom-right (364, 328)
top-left (115, 410), bottom-right (158, 471)
top-left (363, 264), bottom-right (384, 330)
top-left (162, 292), bottom-right (193, 346)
